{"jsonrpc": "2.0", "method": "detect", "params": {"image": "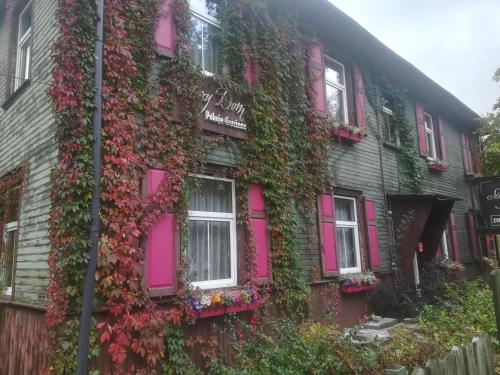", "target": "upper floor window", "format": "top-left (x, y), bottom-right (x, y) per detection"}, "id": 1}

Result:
top-left (190, 0), bottom-right (221, 76)
top-left (13, 1), bottom-right (33, 91)
top-left (187, 175), bottom-right (237, 289)
top-left (382, 97), bottom-right (399, 146)
top-left (424, 112), bottom-right (438, 159)
top-left (335, 196), bottom-right (361, 273)
top-left (325, 58), bottom-right (348, 124)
